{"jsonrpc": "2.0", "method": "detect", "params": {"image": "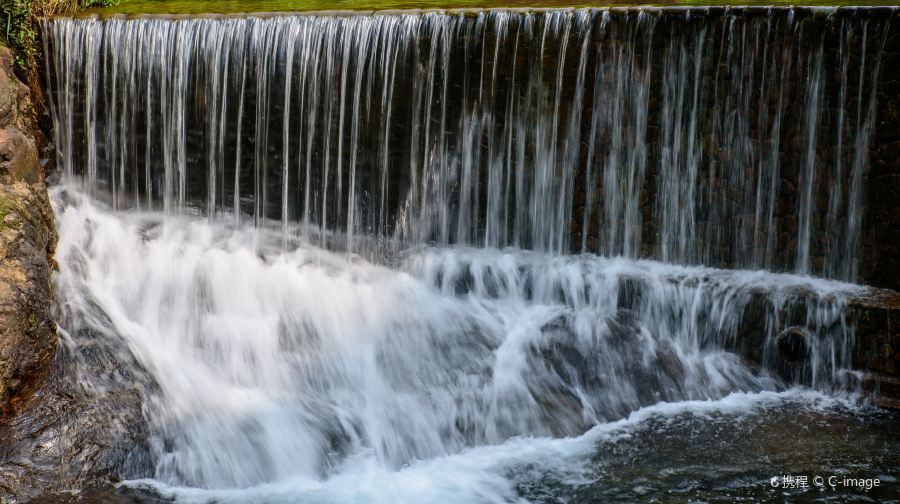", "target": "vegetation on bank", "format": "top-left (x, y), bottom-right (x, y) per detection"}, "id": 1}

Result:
top-left (1, 0), bottom-right (117, 72)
